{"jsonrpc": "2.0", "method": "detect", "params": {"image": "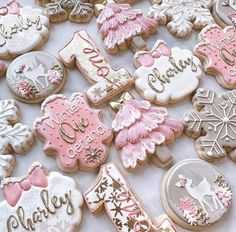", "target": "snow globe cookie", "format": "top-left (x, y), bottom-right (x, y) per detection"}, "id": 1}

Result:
top-left (162, 159), bottom-right (232, 230)
top-left (6, 52), bottom-right (66, 104)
